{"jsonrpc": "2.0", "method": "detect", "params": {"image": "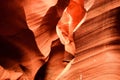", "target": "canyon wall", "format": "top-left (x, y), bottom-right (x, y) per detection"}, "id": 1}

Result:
top-left (0, 0), bottom-right (120, 80)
